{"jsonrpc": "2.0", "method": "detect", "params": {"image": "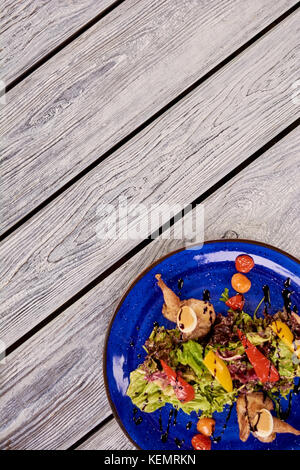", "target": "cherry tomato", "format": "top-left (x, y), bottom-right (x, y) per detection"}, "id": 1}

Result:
top-left (191, 434), bottom-right (211, 450)
top-left (231, 273), bottom-right (251, 294)
top-left (196, 417), bottom-right (215, 436)
top-left (235, 255), bottom-right (254, 273)
top-left (225, 294), bottom-right (245, 311)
